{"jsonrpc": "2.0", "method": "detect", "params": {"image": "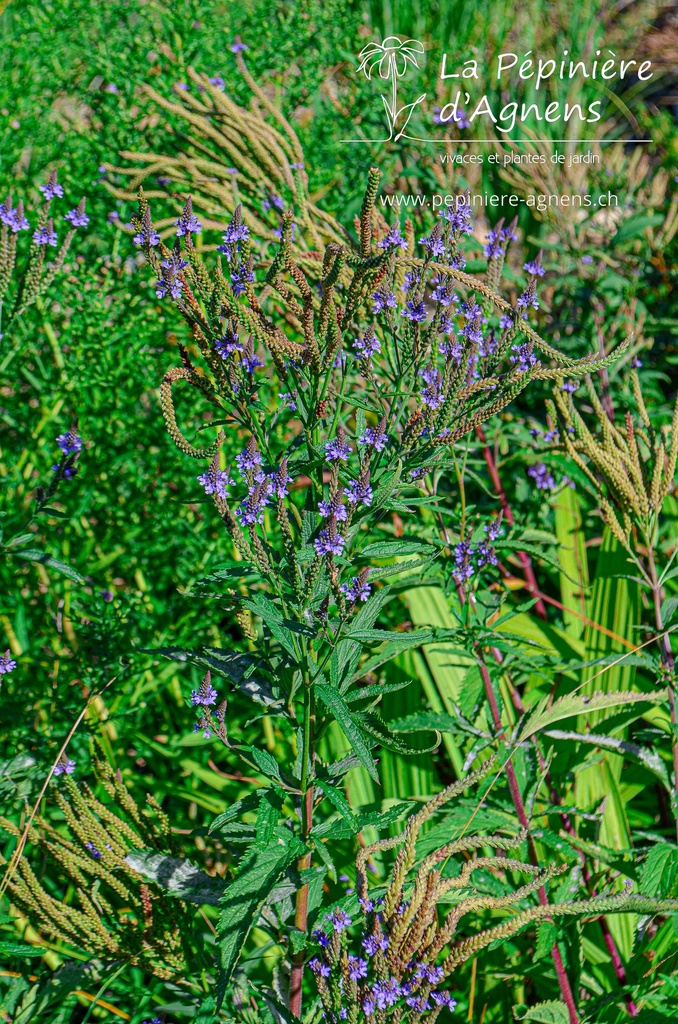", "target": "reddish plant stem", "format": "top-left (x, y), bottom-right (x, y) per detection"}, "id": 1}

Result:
top-left (505, 660), bottom-right (636, 1013)
top-left (289, 783), bottom-right (314, 1017)
top-left (475, 425), bottom-right (548, 620)
top-left (476, 652), bottom-right (580, 1024)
